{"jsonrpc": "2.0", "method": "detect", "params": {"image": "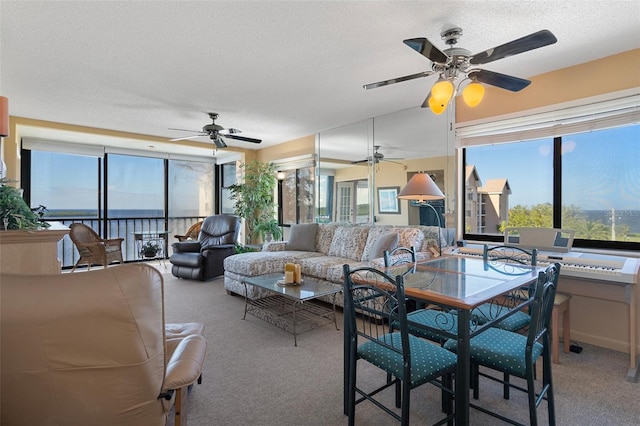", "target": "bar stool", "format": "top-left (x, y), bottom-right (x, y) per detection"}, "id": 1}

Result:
top-left (552, 292), bottom-right (571, 363)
